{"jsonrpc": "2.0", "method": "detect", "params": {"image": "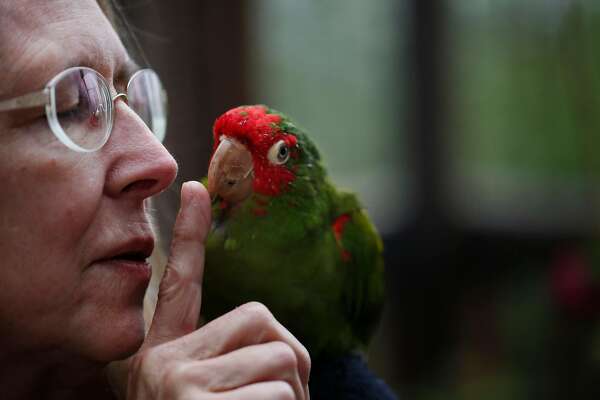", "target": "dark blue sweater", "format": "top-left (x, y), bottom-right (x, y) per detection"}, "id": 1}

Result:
top-left (309, 353), bottom-right (398, 400)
